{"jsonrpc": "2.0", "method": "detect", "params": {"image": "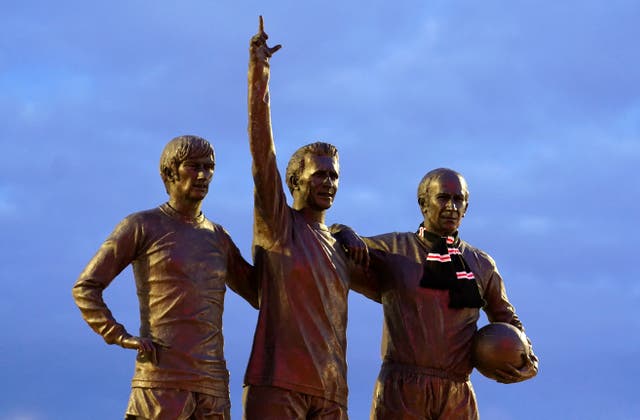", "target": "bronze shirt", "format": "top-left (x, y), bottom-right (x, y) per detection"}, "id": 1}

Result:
top-left (244, 142), bottom-right (356, 406)
top-left (72, 203), bottom-right (255, 397)
top-left (364, 232), bottom-right (523, 378)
